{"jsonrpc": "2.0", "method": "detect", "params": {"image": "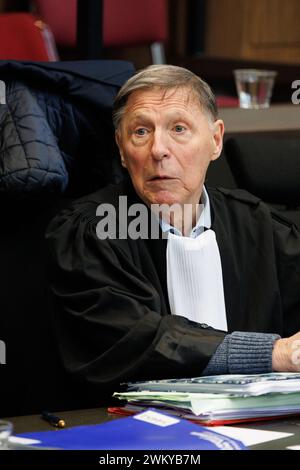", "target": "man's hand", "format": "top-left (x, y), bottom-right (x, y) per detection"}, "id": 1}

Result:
top-left (272, 332), bottom-right (300, 371)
